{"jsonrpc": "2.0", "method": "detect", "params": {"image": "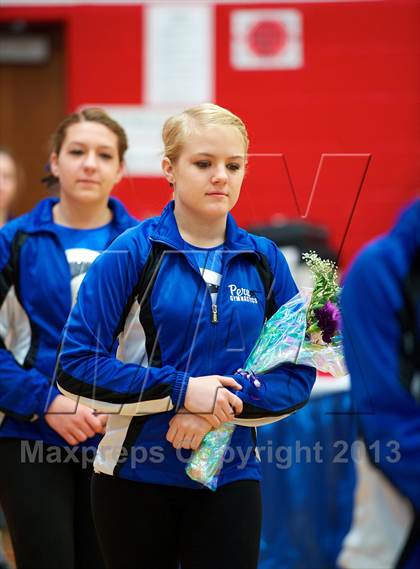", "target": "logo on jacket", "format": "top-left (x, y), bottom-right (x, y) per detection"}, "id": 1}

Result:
top-left (228, 284), bottom-right (257, 304)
